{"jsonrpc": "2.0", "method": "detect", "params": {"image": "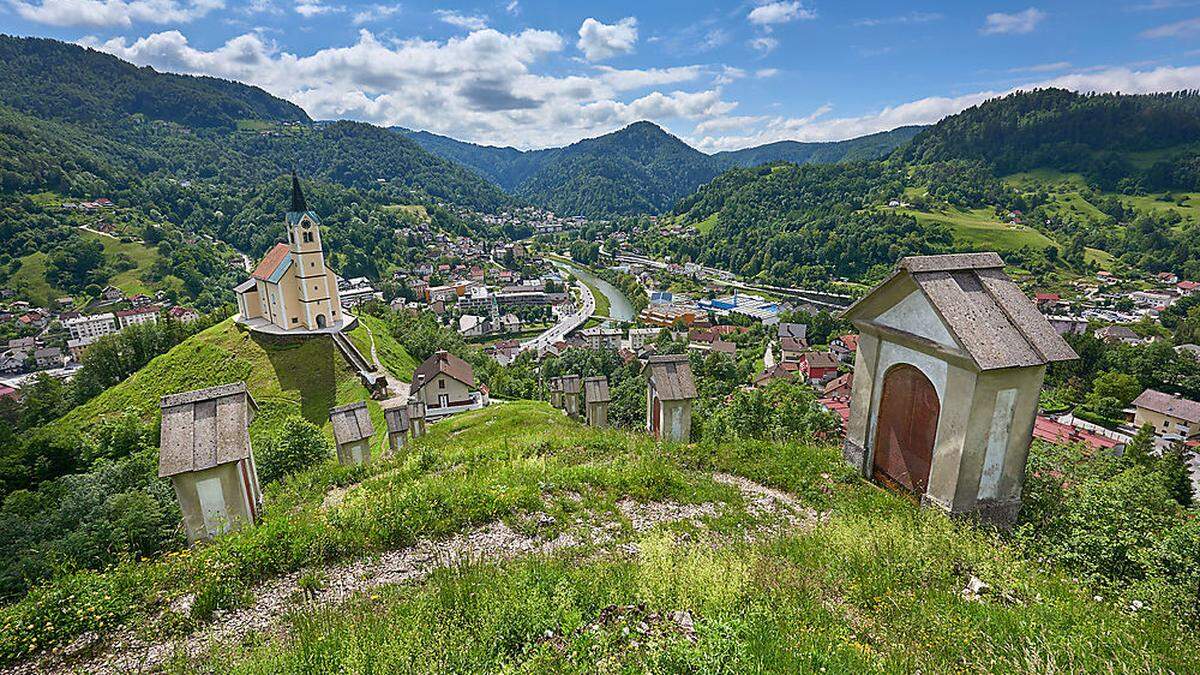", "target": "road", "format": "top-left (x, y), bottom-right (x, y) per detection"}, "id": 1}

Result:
top-left (520, 278), bottom-right (595, 354)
